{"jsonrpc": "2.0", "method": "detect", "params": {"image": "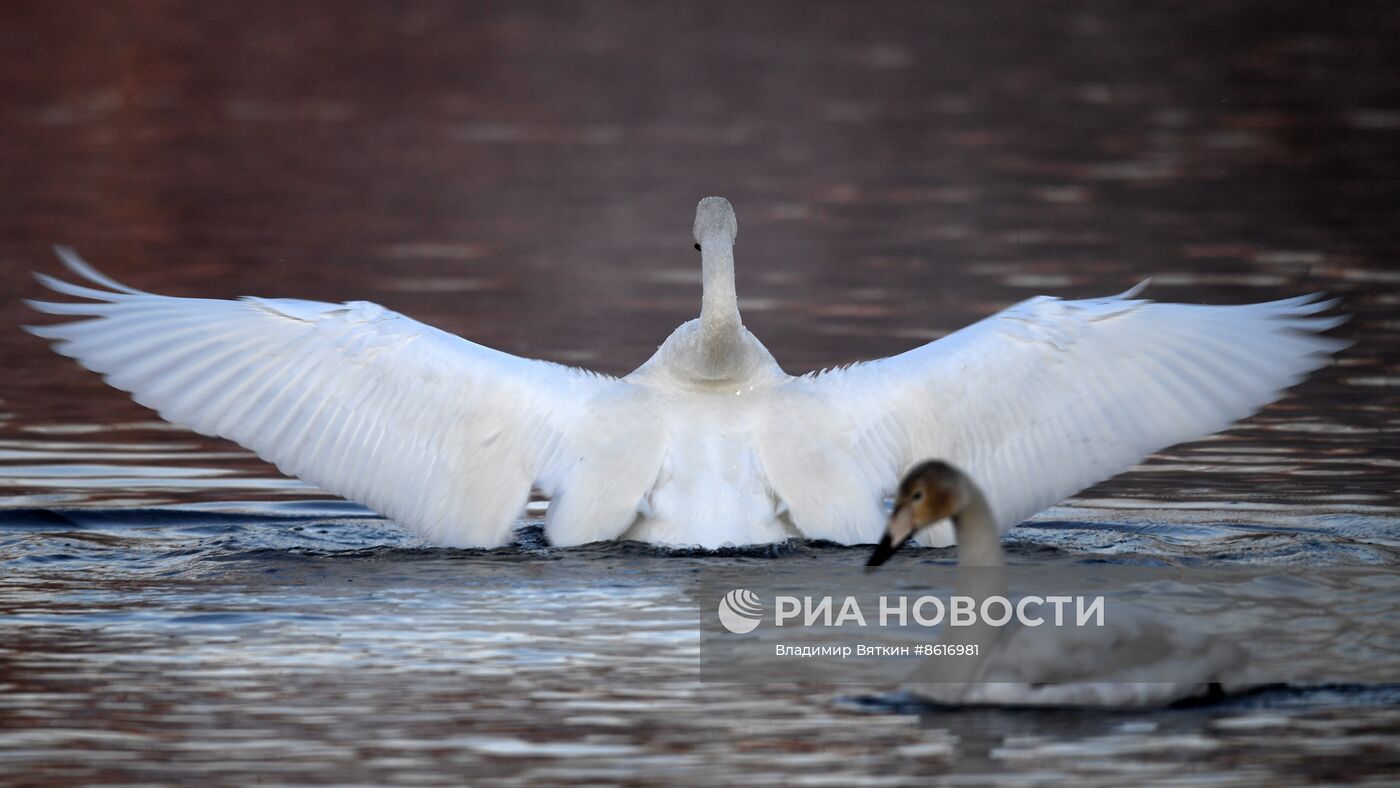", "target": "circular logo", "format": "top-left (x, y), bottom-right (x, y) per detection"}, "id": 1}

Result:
top-left (717, 588), bottom-right (763, 634)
